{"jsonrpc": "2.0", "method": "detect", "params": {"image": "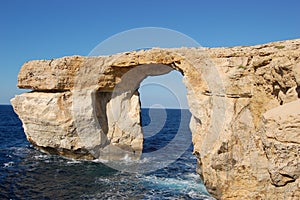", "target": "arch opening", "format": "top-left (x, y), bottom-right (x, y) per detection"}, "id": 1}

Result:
top-left (91, 62), bottom-right (201, 172)
top-left (138, 70), bottom-right (192, 155)
top-left (135, 68), bottom-right (212, 196)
